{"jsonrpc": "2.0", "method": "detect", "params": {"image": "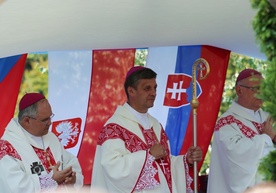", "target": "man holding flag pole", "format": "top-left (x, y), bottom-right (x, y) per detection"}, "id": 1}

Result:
top-left (91, 66), bottom-right (202, 193)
